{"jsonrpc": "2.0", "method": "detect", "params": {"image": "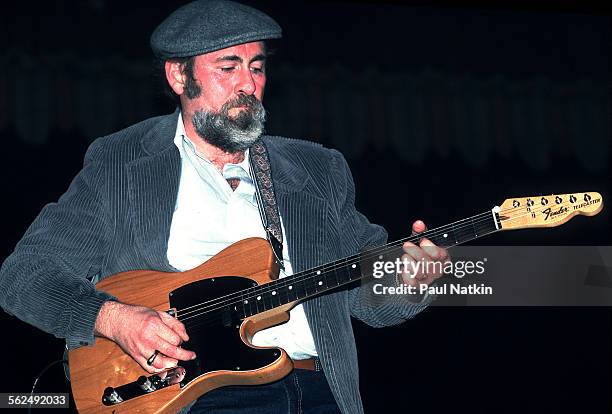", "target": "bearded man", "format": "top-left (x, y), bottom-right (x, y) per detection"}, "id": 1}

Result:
top-left (0, 1), bottom-right (447, 413)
